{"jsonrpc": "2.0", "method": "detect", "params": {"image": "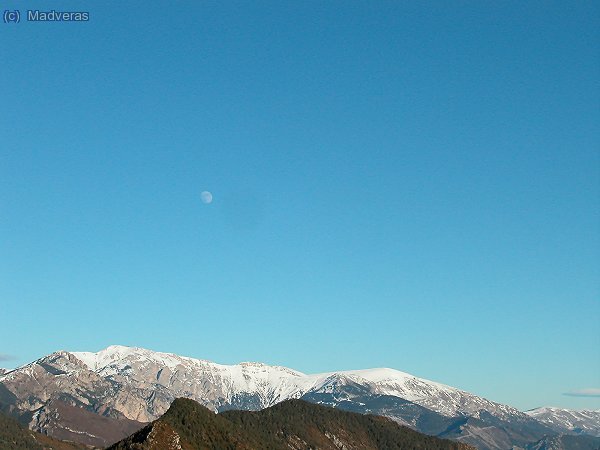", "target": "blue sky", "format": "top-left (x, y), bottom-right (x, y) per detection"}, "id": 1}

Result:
top-left (1, 1), bottom-right (598, 411)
